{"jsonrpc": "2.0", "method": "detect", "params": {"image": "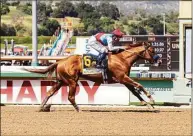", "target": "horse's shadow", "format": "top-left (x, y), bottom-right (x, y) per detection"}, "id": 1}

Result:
top-left (49, 108), bottom-right (184, 113)
top-left (82, 109), bottom-right (183, 113)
